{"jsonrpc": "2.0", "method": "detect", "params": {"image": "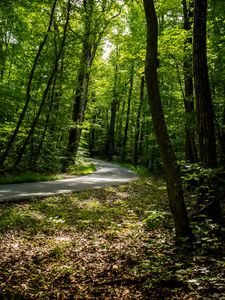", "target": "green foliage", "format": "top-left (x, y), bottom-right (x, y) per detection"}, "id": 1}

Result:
top-left (0, 0), bottom-right (224, 175)
top-left (67, 162), bottom-right (96, 175)
top-left (143, 207), bottom-right (170, 230)
top-left (114, 161), bottom-right (151, 177)
top-left (49, 246), bottom-right (64, 260)
top-left (0, 171), bottom-right (62, 185)
top-left (181, 162), bottom-right (225, 222)
top-left (181, 163), bottom-right (225, 194)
